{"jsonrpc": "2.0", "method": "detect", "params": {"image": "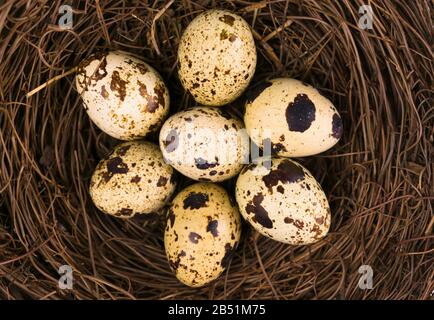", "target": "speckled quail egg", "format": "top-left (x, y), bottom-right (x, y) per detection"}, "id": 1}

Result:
top-left (89, 141), bottom-right (176, 218)
top-left (235, 157), bottom-right (331, 244)
top-left (159, 107), bottom-right (248, 182)
top-left (244, 78), bottom-right (343, 157)
top-left (178, 9), bottom-right (257, 106)
top-left (164, 183), bottom-right (241, 287)
top-left (76, 50), bottom-right (170, 140)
